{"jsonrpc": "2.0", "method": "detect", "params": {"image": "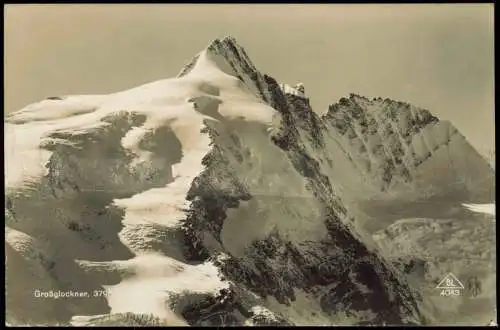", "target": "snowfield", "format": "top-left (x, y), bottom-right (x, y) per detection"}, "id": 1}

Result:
top-left (462, 203), bottom-right (495, 216)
